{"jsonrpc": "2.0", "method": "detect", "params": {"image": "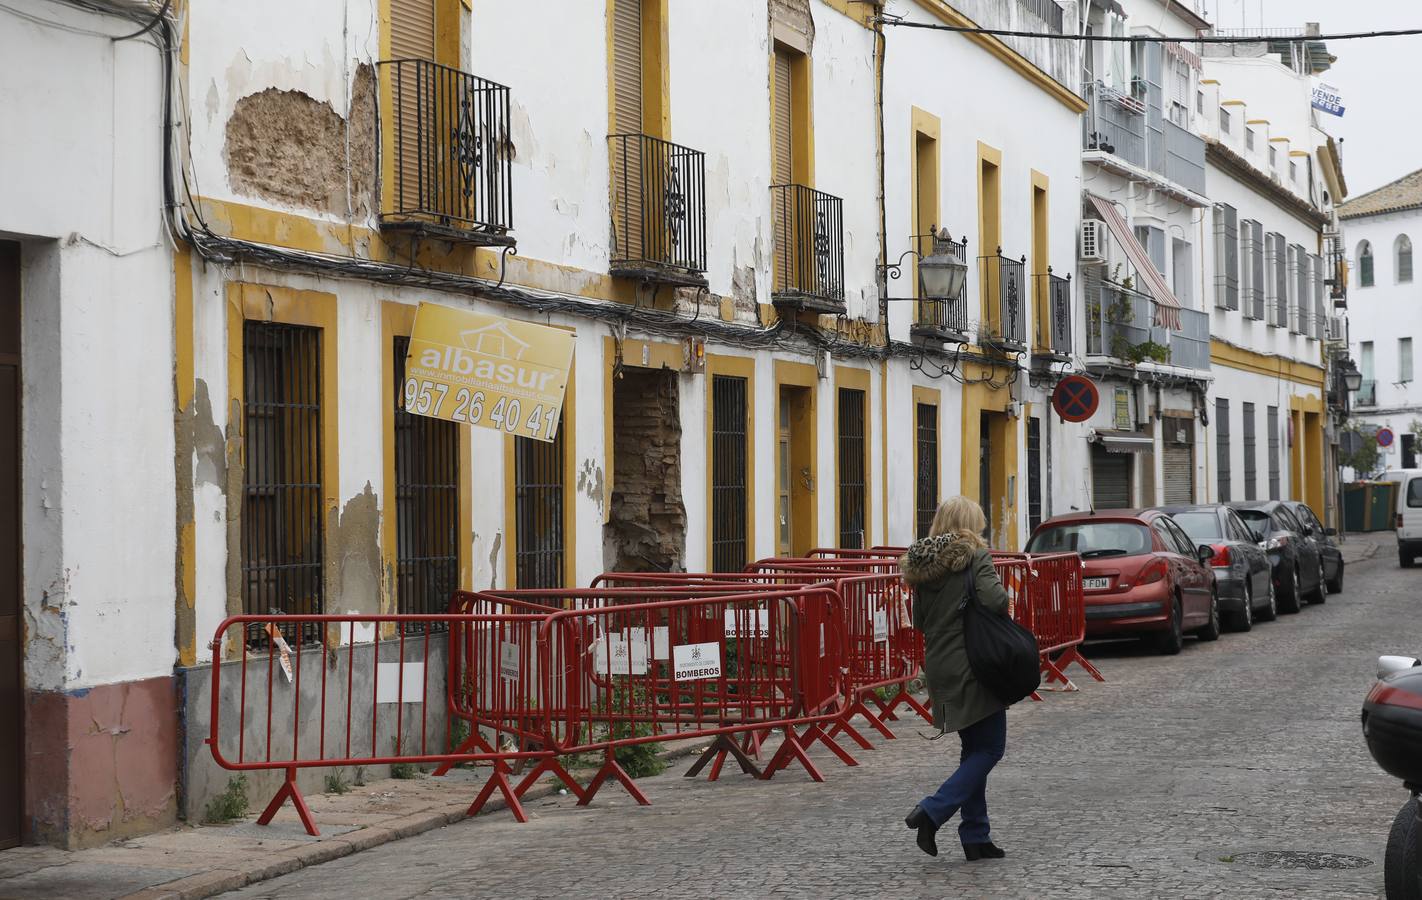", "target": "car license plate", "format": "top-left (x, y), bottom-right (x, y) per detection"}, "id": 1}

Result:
top-left (1083, 577), bottom-right (1111, 590)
